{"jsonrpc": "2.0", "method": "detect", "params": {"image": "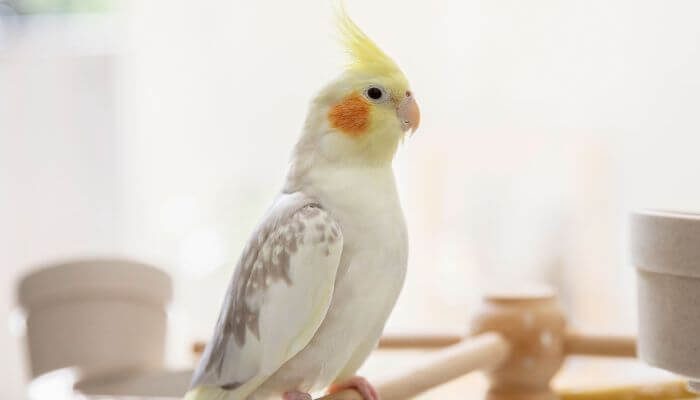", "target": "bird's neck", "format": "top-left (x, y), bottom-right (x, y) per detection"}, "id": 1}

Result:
top-left (282, 105), bottom-right (401, 206)
top-left (284, 160), bottom-right (400, 215)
